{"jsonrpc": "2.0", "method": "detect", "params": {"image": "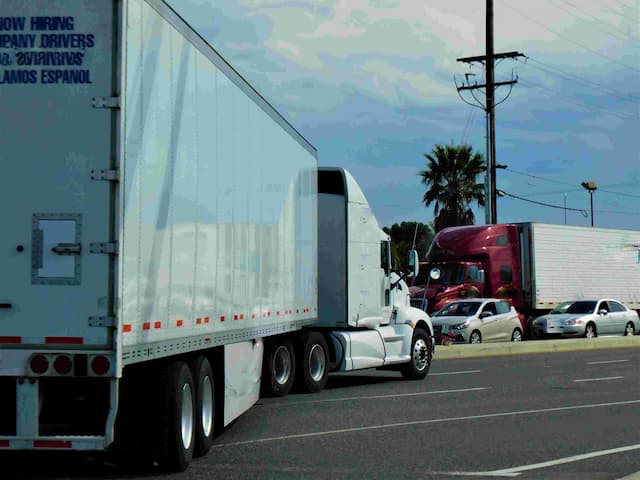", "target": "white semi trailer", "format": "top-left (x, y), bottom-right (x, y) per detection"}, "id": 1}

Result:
top-left (0, 0), bottom-right (434, 471)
